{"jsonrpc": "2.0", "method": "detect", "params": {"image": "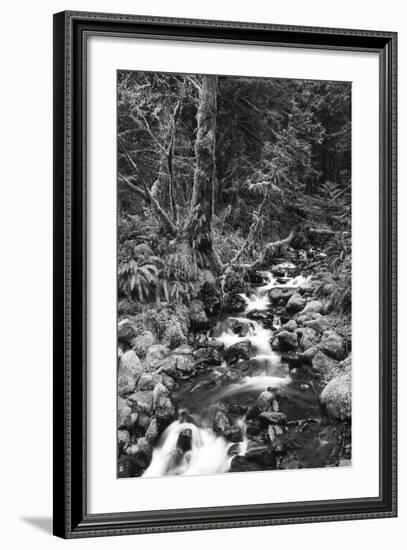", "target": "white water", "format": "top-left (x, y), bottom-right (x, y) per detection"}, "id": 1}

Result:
top-left (212, 318), bottom-right (275, 355)
top-left (257, 271), bottom-right (311, 293)
top-left (217, 374), bottom-right (289, 400)
top-left (143, 268), bottom-right (305, 478)
top-left (239, 292), bottom-right (270, 312)
top-left (143, 421), bottom-right (234, 477)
